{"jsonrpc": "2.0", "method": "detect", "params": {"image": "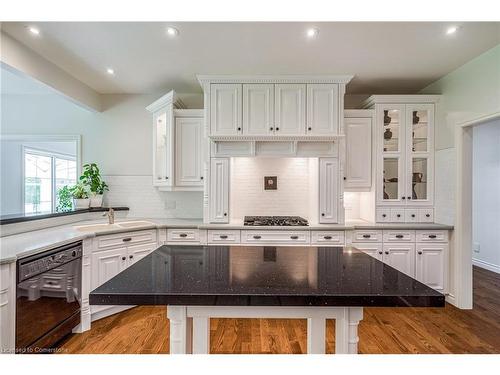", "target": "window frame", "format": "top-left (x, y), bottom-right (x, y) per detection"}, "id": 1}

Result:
top-left (22, 146), bottom-right (77, 214)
